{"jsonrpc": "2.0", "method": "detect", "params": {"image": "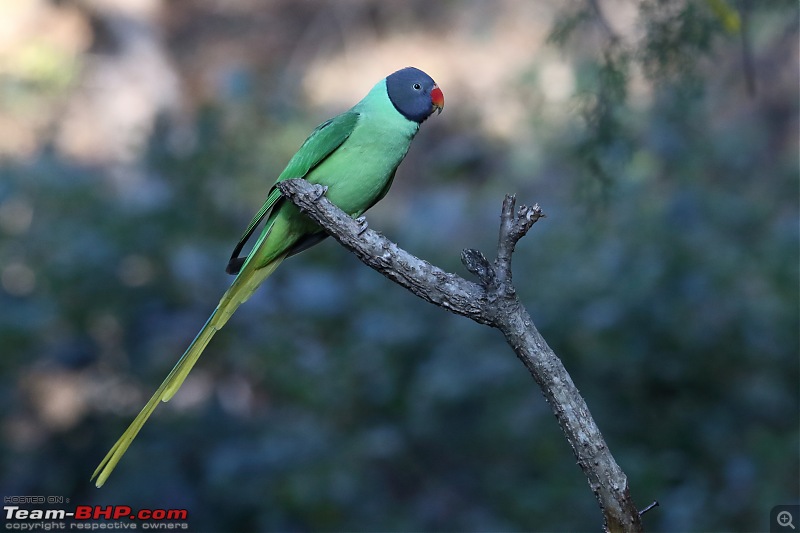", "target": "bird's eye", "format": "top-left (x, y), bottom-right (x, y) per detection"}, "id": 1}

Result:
top-left (413, 83), bottom-right (421, 90)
